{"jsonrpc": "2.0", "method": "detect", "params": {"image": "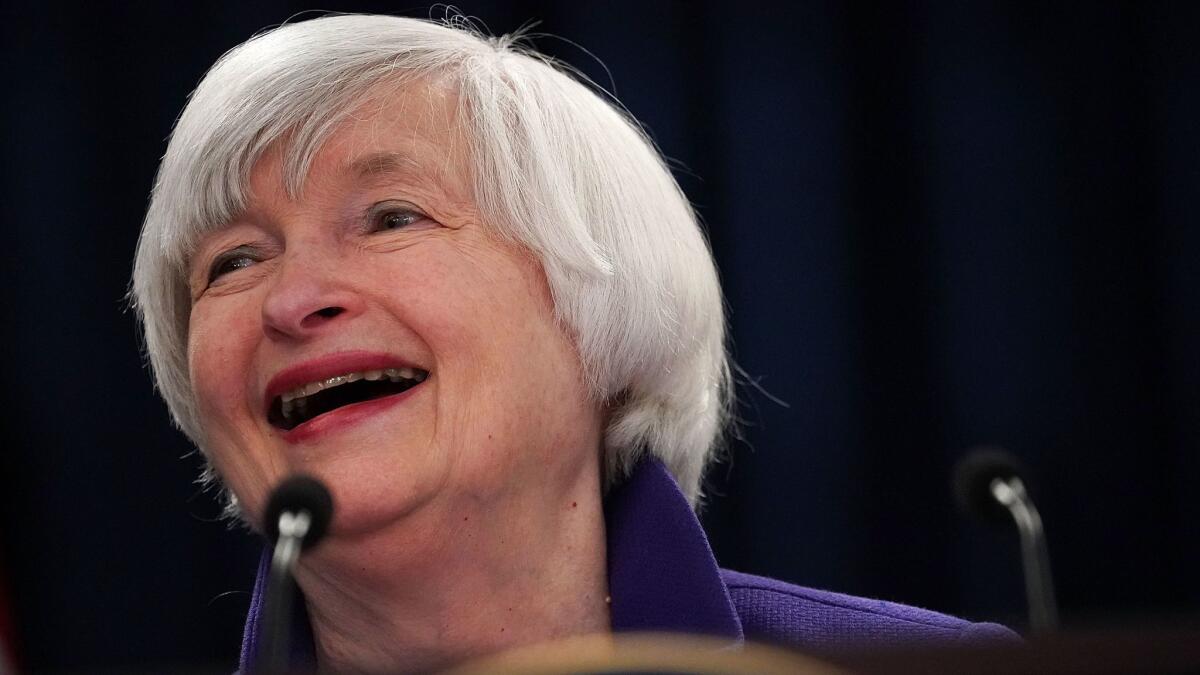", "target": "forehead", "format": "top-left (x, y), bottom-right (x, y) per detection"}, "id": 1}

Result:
top-left (249, 78), bottom-right (472, 211)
